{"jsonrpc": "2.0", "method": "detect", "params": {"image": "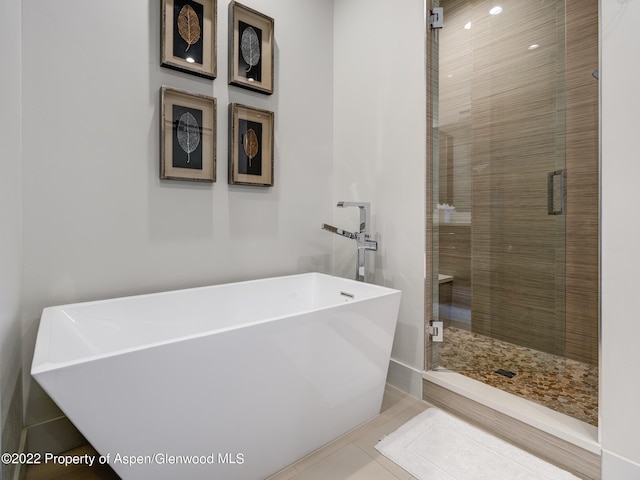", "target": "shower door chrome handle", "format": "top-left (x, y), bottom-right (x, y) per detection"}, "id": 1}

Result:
top-left (547, 170), bottom-right (565, 215)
